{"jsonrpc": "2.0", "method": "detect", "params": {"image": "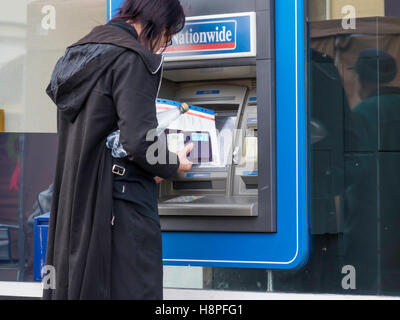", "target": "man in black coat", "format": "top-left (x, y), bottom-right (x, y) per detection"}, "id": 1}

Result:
top-left (43, 19), bottom-right (189, 299)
